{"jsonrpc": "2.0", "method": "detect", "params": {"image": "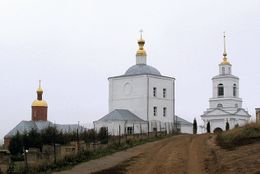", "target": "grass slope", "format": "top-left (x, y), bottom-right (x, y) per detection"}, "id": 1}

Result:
top-left (217, 123), bottom-right (260, 149)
